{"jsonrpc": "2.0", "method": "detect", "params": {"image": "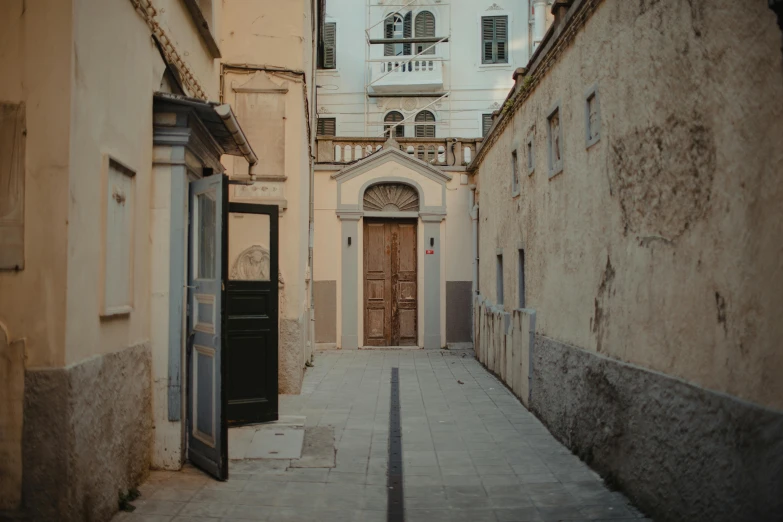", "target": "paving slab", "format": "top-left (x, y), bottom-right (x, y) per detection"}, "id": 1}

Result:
top-left (116, 350), bottom-right (648, 522)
